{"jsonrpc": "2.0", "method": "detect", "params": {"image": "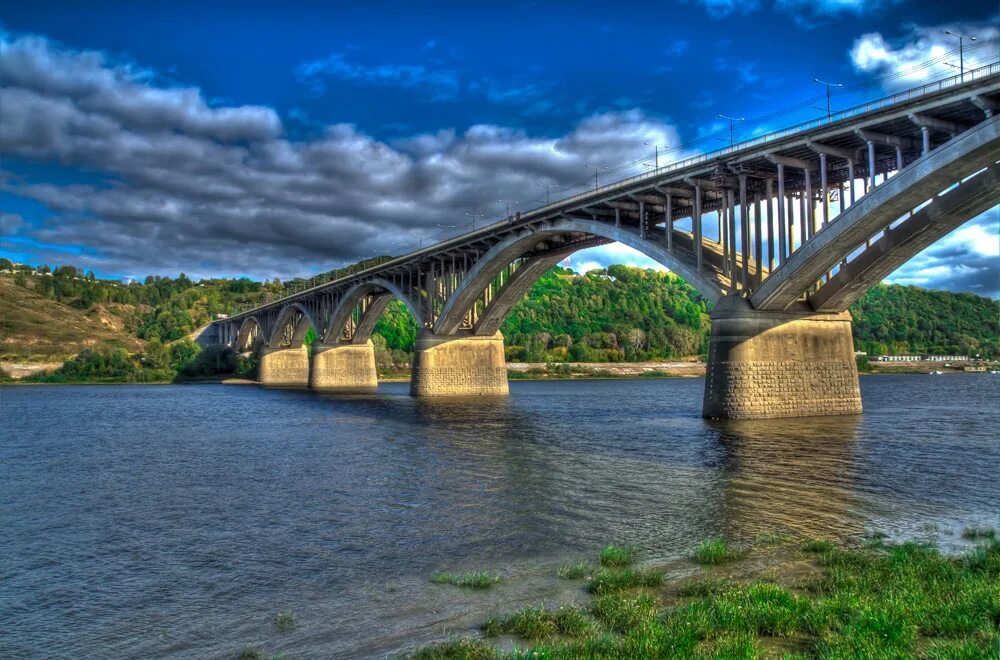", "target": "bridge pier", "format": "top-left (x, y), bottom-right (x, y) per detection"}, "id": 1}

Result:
top-left (258, 345), bottom-right (310, 387)
top-left (703, 297), bottom-right (862, 419)
top-left (410, 331), bottom-right (508, 397)
top-left (309, 341), bottom-right (378, 392)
